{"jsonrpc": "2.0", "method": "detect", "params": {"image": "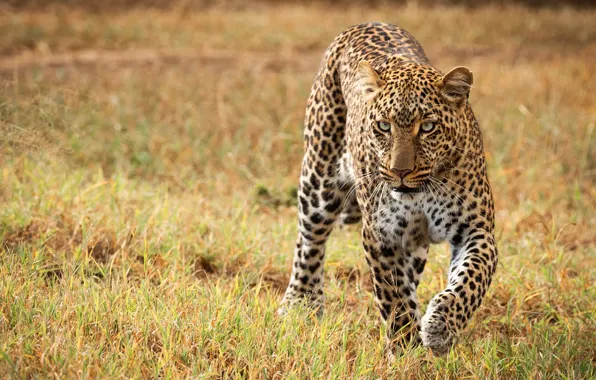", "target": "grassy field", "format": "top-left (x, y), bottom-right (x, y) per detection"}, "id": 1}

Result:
top-left (1, 2), bottom-right (595, 378)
